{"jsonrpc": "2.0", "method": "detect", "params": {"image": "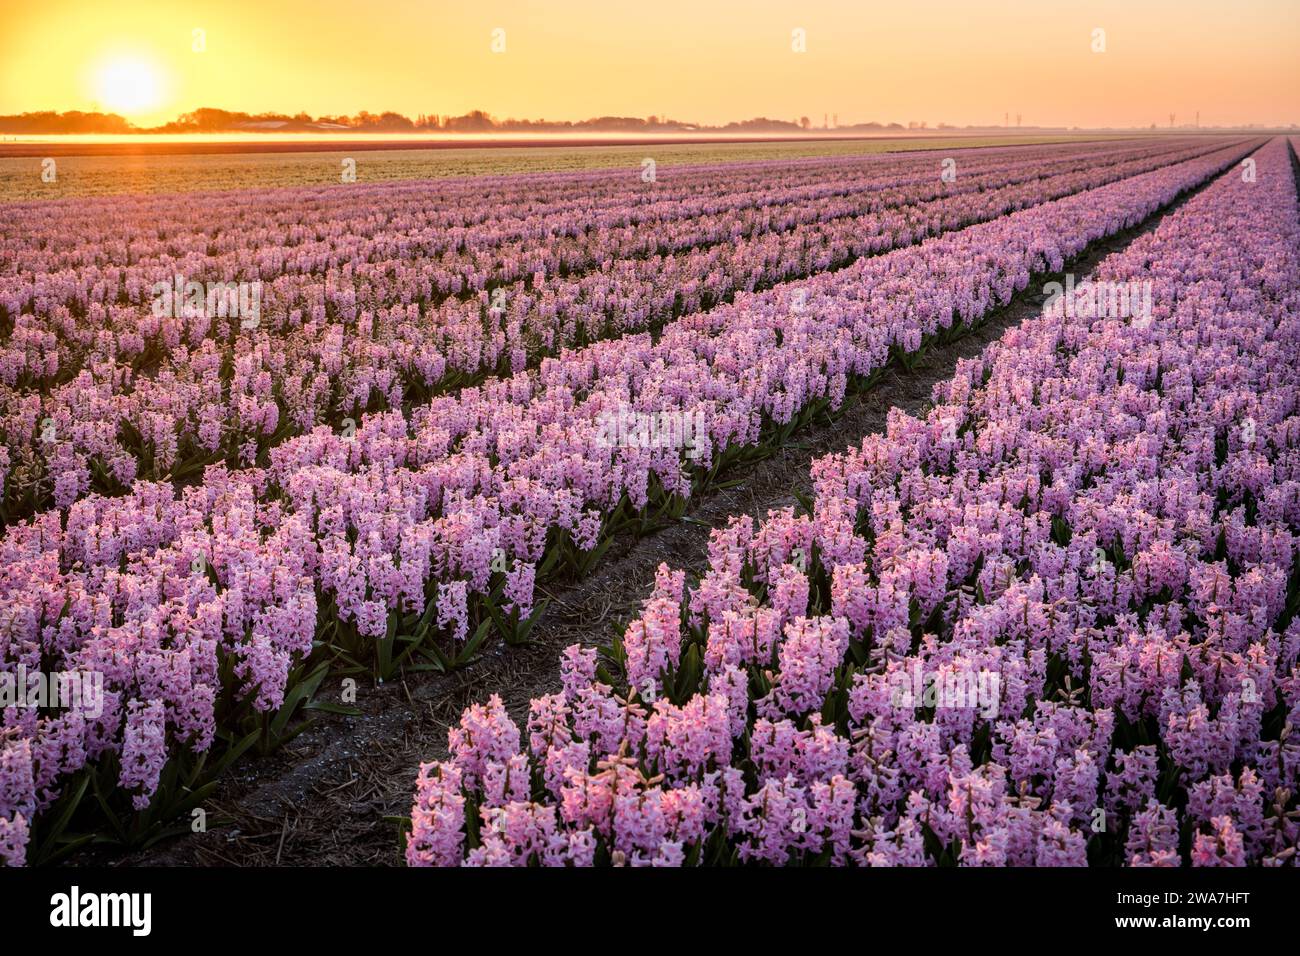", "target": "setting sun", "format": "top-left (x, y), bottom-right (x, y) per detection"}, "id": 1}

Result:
top-left (93, 56), bottom-right (164, 116)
